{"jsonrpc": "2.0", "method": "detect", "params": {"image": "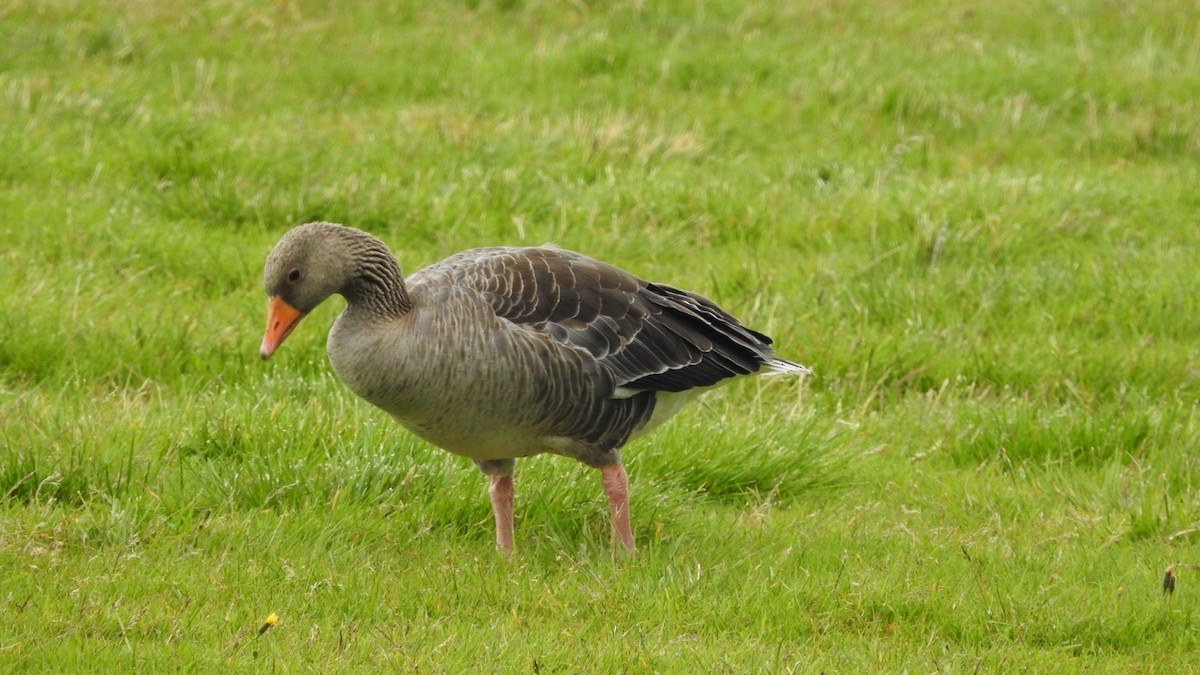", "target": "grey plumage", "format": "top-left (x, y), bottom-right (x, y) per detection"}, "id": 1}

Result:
top-left (260, 221), bottom-right (809, 548)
